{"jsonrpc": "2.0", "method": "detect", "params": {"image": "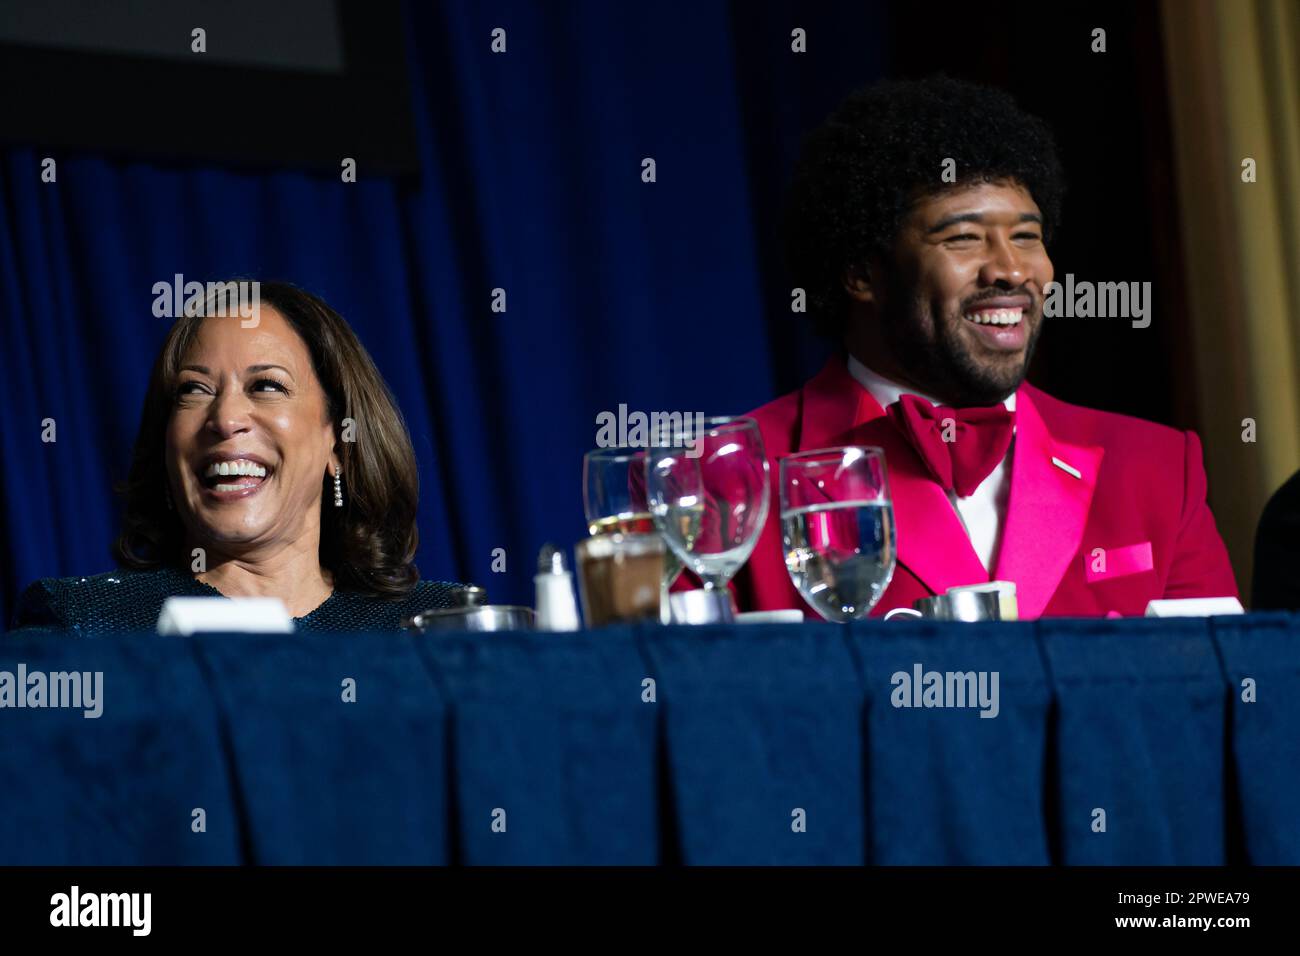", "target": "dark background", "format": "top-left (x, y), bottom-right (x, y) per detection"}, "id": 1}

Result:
top-left (0, 0), bottom-right (1192, 620)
